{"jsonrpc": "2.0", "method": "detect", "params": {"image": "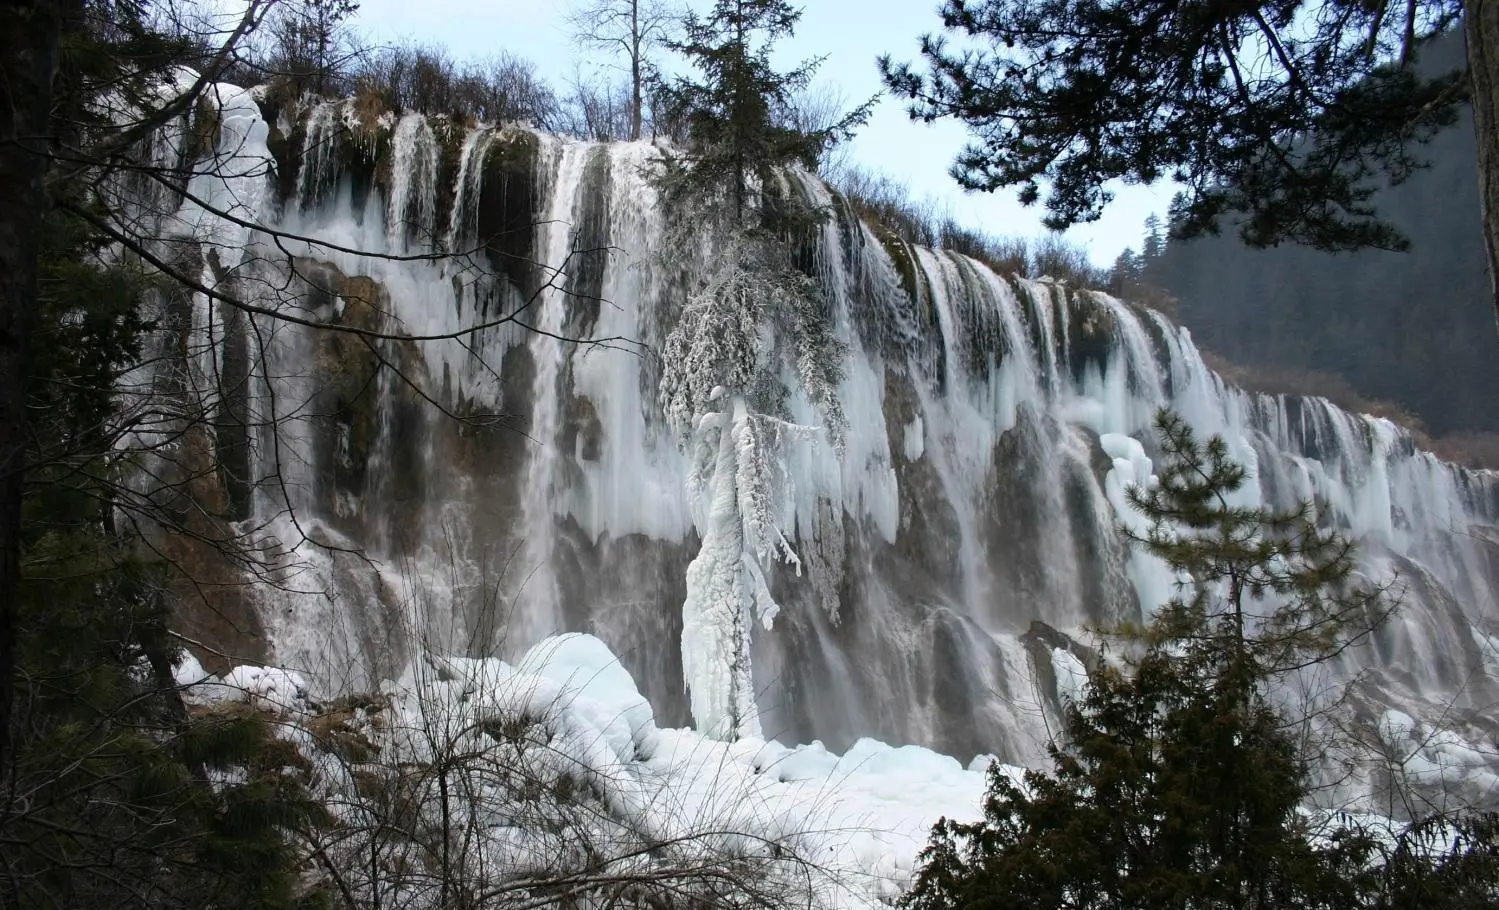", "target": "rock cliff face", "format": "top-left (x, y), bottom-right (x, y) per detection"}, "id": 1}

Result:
top-left (144, 89), bottom-right (1499, 775)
